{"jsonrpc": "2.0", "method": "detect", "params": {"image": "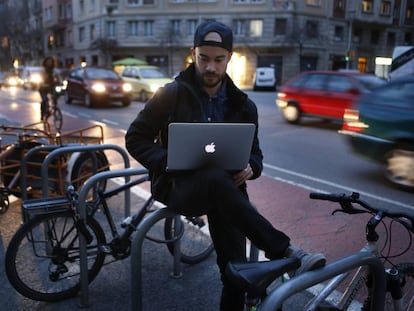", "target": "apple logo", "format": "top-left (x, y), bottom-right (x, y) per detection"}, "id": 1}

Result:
top-left (204, 142), bottom-right (216, 153)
